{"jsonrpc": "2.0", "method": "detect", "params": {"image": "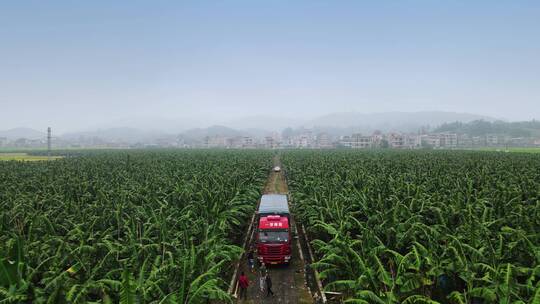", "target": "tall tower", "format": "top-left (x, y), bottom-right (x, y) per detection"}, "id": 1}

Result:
top-left (47, 127), bottom-right (51, 159)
